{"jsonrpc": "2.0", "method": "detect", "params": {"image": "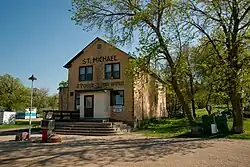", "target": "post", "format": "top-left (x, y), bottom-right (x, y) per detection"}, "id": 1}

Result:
top-left (28, 74), bottom-right (37, 139)
top-left (28, 80), bottom-right (33, 139)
